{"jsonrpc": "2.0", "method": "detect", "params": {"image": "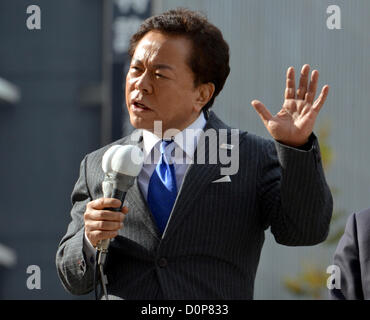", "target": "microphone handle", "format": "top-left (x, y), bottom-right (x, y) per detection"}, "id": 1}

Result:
top-left (96, 180), bottom-right (126, 252)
